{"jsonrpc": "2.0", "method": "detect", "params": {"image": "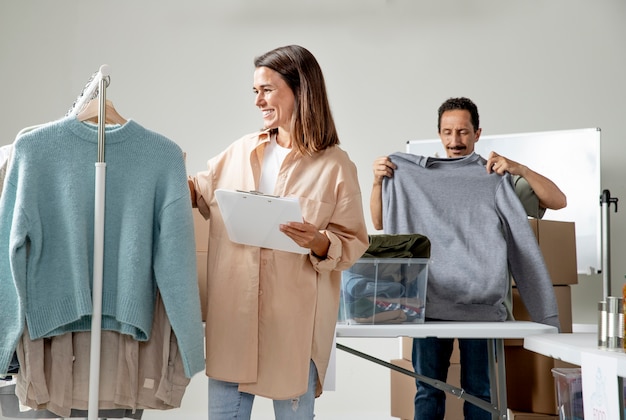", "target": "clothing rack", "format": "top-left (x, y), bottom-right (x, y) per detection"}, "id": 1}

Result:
top-left (0, 66), bottom-right (144, 420)
top-left (88, 65), bottom-right (108, 420)
top-left (71, 64), bottom-right (110, 420)
top-left (68, 65), bottom-right (109, 120)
